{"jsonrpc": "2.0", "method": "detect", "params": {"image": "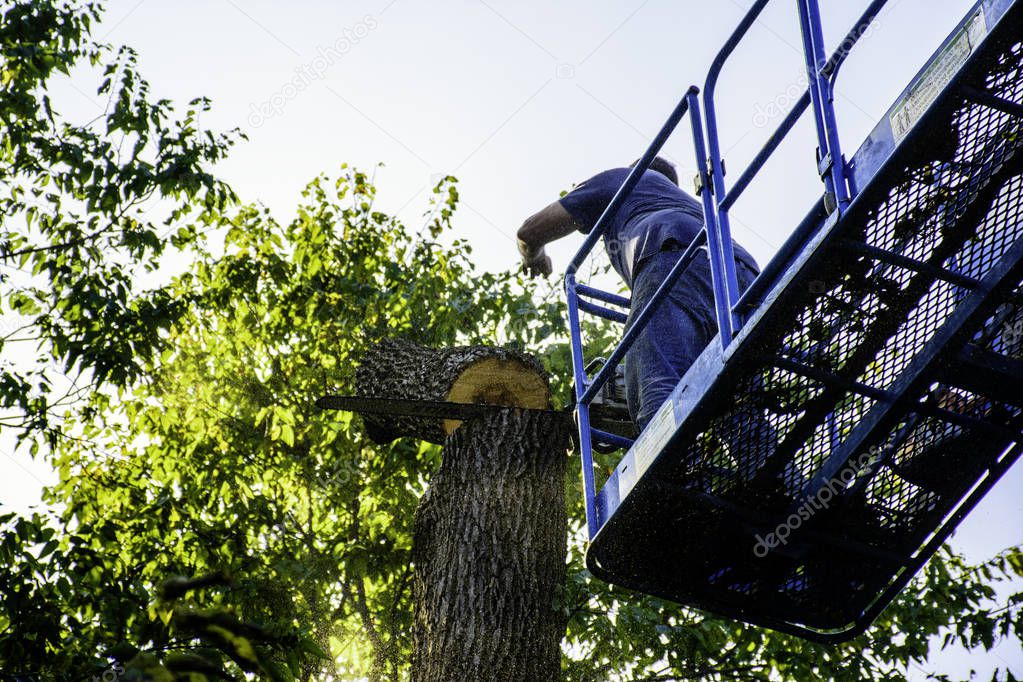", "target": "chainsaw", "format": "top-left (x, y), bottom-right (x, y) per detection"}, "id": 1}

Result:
top-left (316, 357), bottom-right (637, 453)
